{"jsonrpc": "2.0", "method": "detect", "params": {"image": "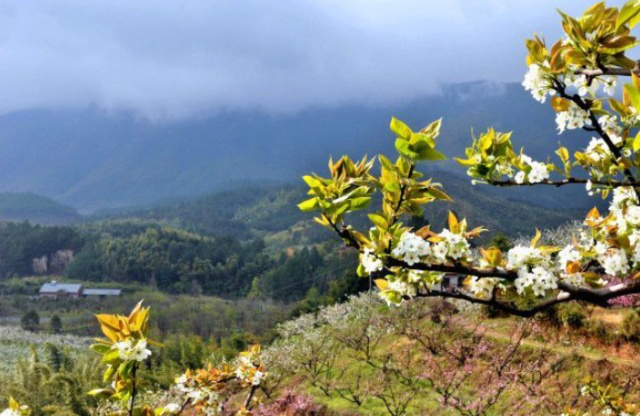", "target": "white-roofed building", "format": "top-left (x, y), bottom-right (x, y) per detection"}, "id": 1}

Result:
top-left (82, 288), bottom-right (121, 297)
top-left (39, 280), bottom-right (83, 298)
